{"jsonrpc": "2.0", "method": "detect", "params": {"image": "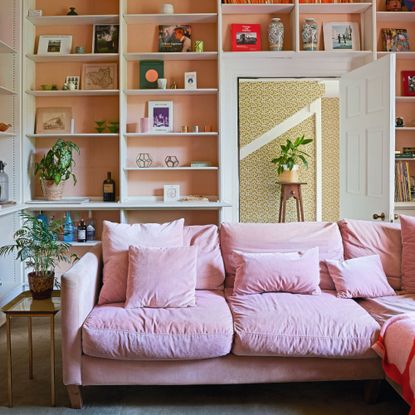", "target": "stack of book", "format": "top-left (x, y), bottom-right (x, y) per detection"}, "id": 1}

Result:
top-left (395, 160), bottom-right (414, 202)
